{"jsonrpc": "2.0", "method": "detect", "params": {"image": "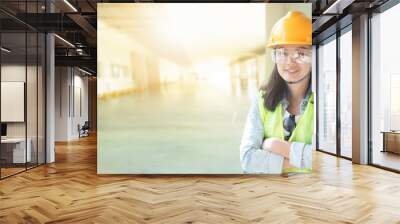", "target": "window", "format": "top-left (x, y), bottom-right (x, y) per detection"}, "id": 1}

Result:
top-left (339, 28), bottom-right (352, 158)
top-left (317, 36), bottom-right (337, 154)
top-left (371, 3), bottom-right (400, 171)
top-left (0, 1), bottom-right (46, 179)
